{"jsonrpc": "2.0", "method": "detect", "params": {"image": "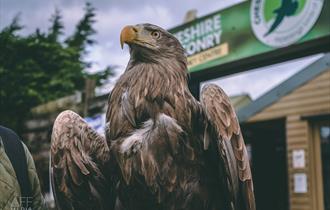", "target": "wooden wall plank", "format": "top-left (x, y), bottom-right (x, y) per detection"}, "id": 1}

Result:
top-left (249, 70), bottom-right (330, 122)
